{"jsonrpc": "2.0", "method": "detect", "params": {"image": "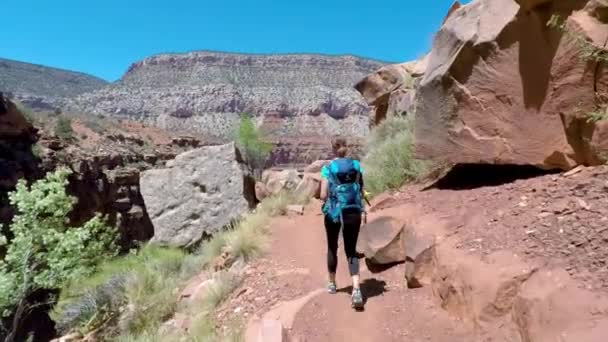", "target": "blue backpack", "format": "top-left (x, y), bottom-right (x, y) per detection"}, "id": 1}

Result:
top-left (322, 158), bottom-right (363, 223)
